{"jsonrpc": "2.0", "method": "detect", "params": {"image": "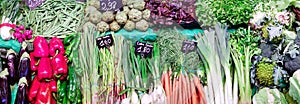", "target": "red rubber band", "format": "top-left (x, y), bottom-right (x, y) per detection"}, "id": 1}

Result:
top-left (0, 23), bottom-right (16, 28)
